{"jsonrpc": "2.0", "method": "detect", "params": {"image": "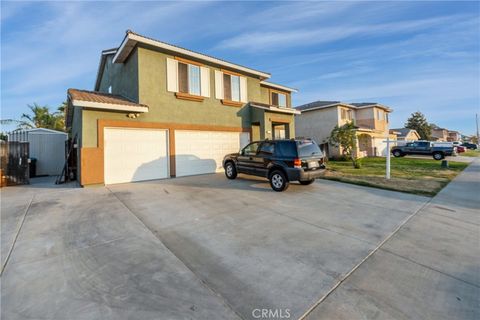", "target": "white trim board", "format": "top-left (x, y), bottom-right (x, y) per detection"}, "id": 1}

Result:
top-left (250, 103), bottom-right (301, 115)
top-left (71, 99), bottom-right (149, 113)
top-left (260, 81), bottom-right (298, 93)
